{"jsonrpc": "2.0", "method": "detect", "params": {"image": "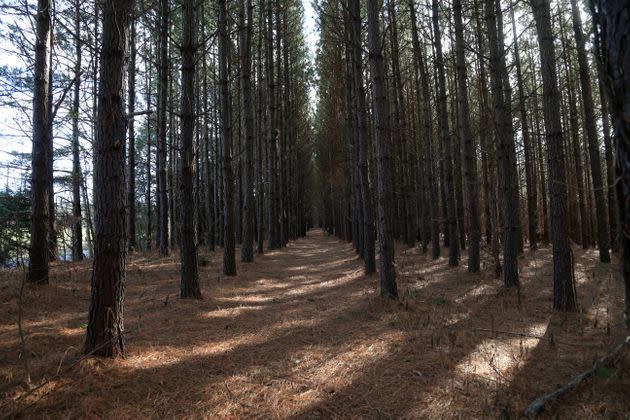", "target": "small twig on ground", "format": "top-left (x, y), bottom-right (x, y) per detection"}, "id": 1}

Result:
top-left (523, 336), bottom-right (630, 417)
